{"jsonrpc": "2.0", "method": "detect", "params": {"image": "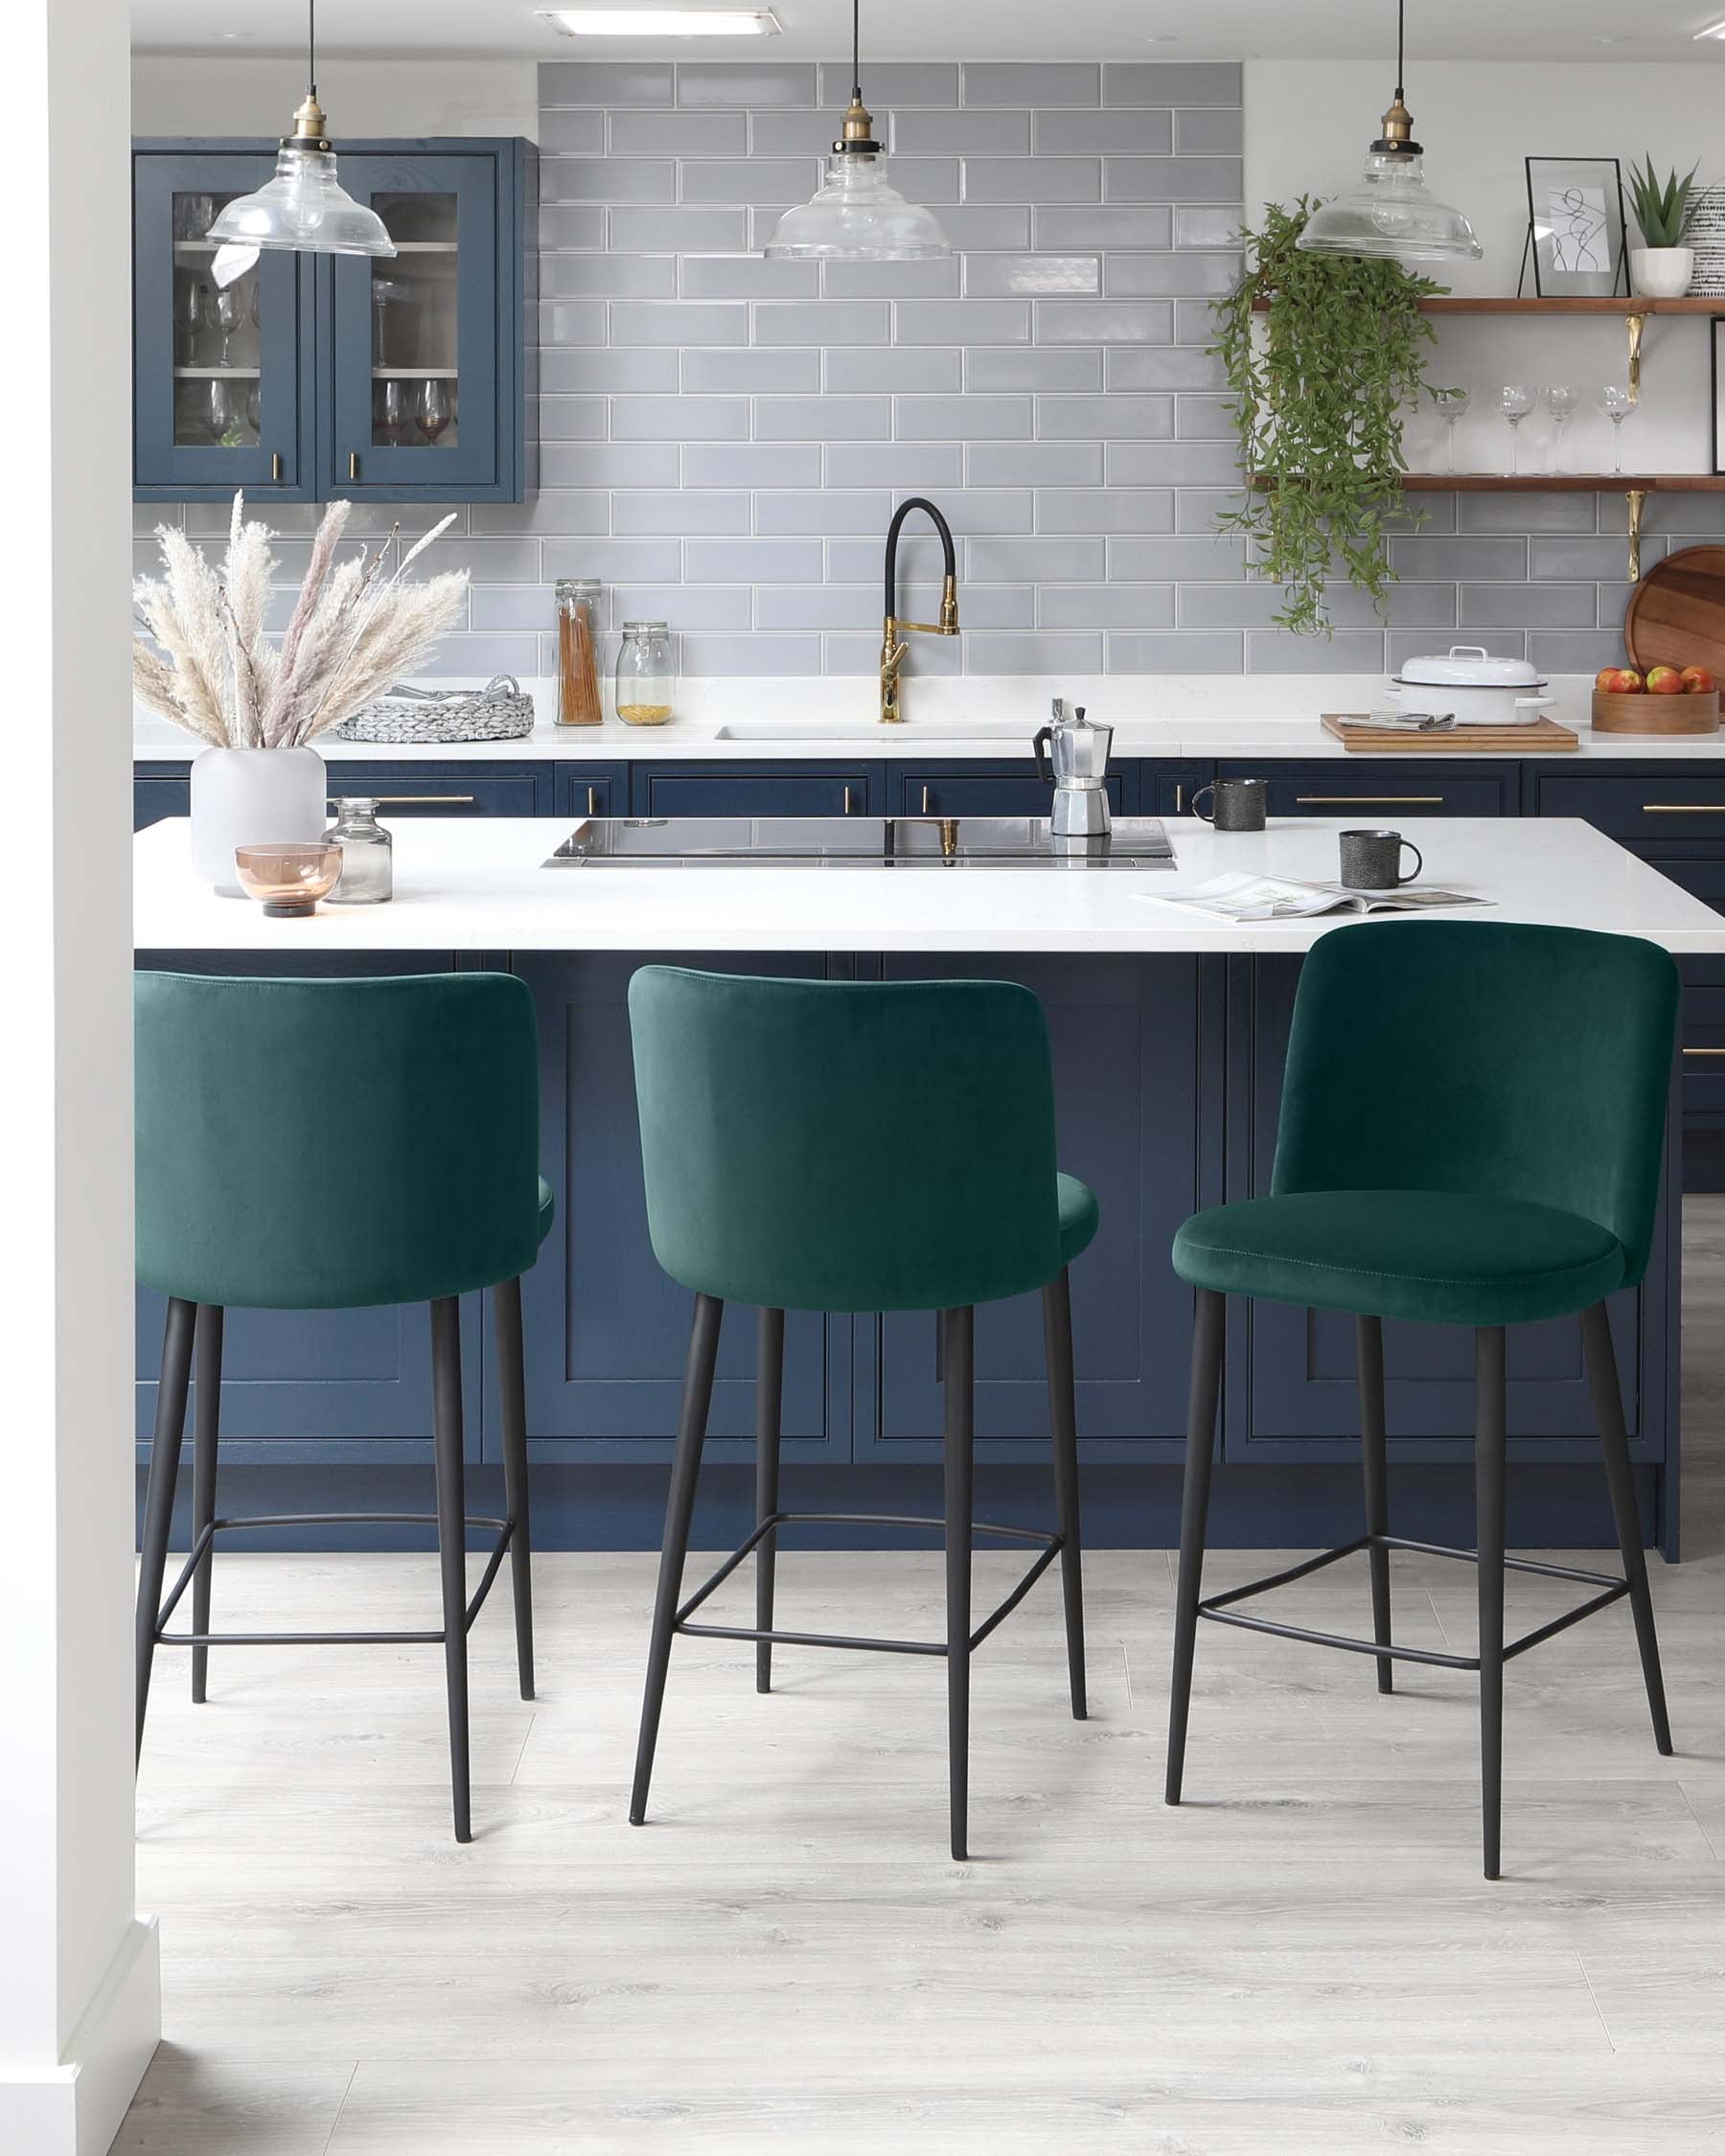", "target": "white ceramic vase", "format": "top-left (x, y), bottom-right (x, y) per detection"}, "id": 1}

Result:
top-left (1629, 245), bottom-right (1694, 299)
top-left (190, 746), bottom-right (328, 897)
